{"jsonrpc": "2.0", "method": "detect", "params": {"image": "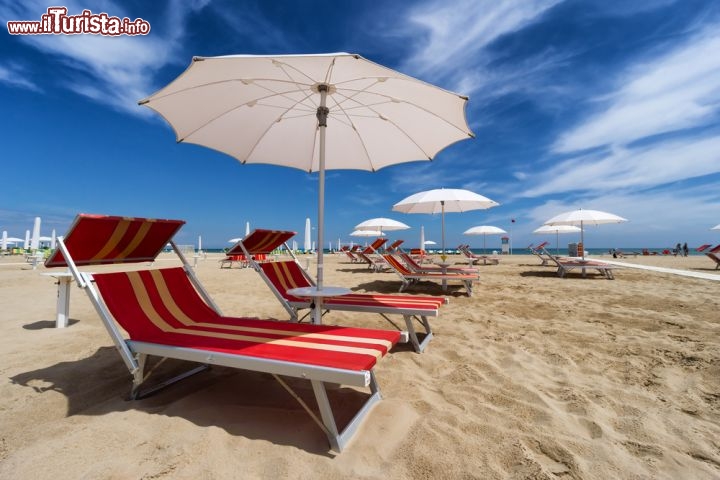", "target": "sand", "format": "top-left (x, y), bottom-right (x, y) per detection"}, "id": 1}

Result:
top-left (1, 252), bottom-right (719, 479)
